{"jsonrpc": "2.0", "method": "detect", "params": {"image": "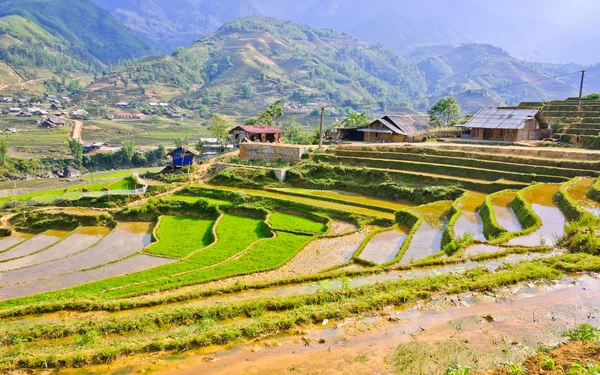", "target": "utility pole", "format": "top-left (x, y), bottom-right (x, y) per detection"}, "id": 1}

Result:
top-left (578, 70), bottom-right (586, 111)
top-left (319, 106), bottom-right (325, 149)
